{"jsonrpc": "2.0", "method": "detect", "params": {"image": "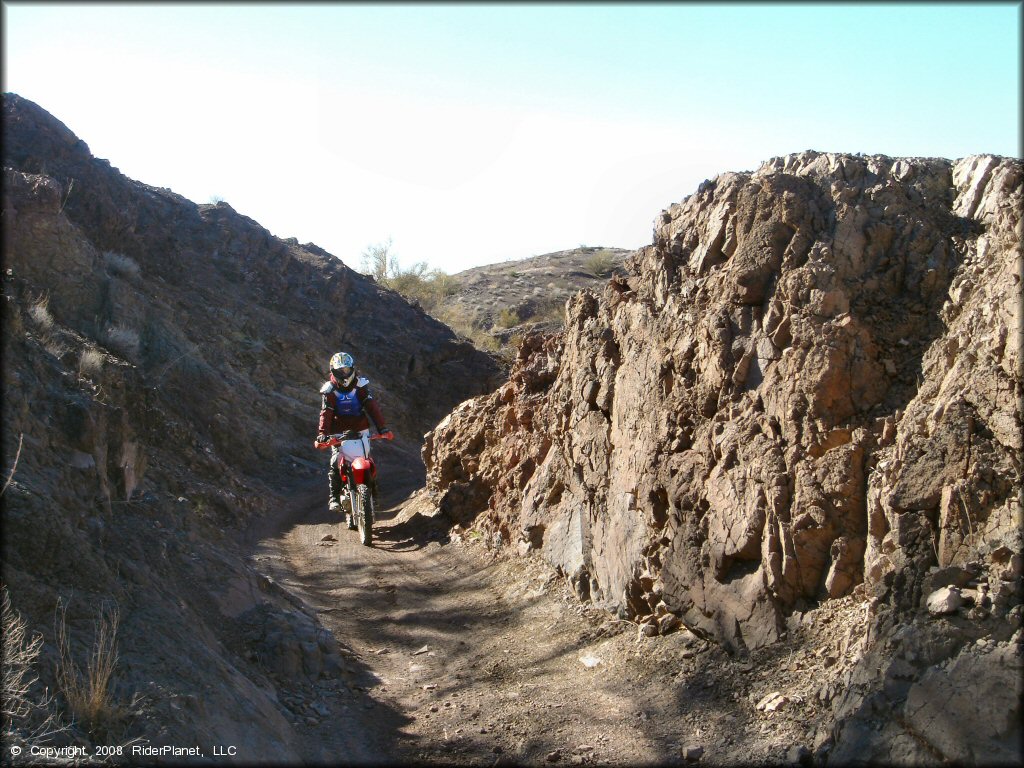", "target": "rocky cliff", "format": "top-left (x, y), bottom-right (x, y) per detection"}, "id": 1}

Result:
top-left (1, 93), bottom-right (503, 754)
top-left (421, 151), bottom-right (1022, 763)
